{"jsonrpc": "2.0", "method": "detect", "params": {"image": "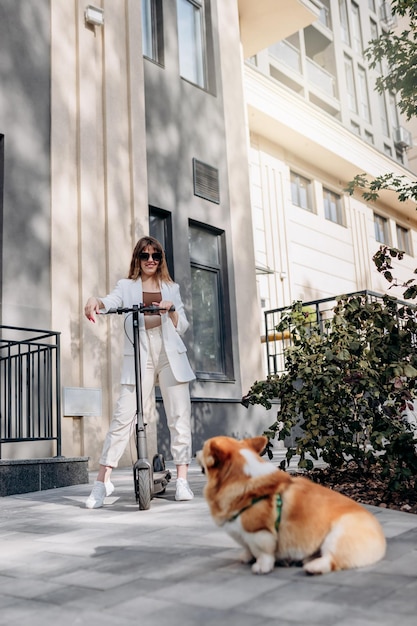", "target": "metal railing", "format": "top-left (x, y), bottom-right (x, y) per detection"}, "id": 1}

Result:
top-left (0, 325), bottom-right (61, 458)
top-left (263, 290), bottom-right (389, 376)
